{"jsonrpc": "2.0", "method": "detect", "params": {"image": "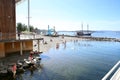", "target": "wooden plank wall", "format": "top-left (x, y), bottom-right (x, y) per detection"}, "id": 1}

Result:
top-left (0, 42), bottom-right (5, 57)
top-left (0, 0), bottom-right (16, 40)
top-left (5, 40), bottom-right (33, 56)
